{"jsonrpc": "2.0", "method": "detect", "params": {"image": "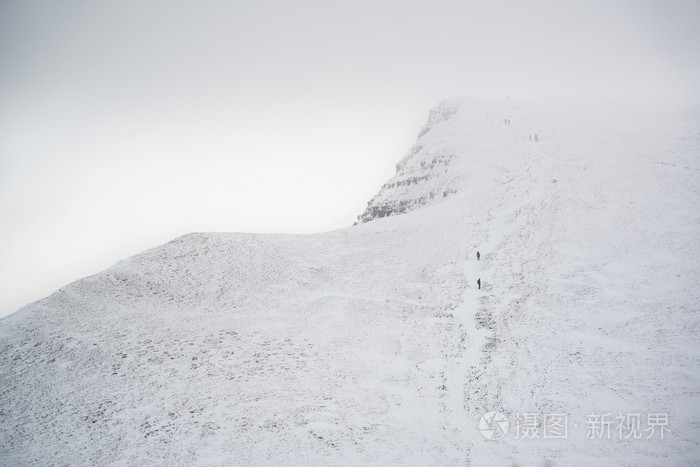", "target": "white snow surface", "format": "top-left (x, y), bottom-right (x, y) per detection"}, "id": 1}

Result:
top-left (1, 99), bottom-right (699, 466)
